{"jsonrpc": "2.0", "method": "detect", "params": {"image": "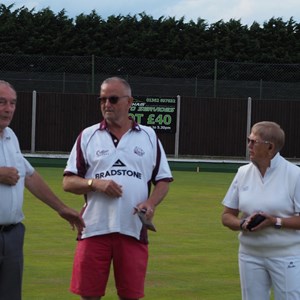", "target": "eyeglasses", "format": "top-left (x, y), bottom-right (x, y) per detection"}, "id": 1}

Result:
top-left (247, 137), bottom-right (270, 145)
top-left (0, 98), bottom-right (17, 106)
top-left (98, 95), bottom-right (129, 105)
